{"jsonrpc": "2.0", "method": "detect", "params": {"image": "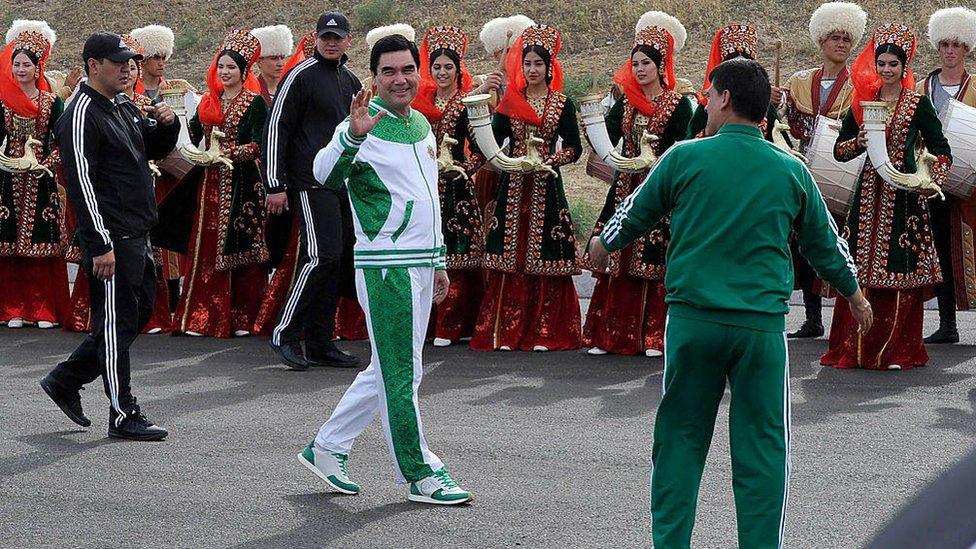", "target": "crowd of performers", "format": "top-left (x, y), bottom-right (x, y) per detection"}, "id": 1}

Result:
top-left (2, 3), bottom-right (976, 372)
